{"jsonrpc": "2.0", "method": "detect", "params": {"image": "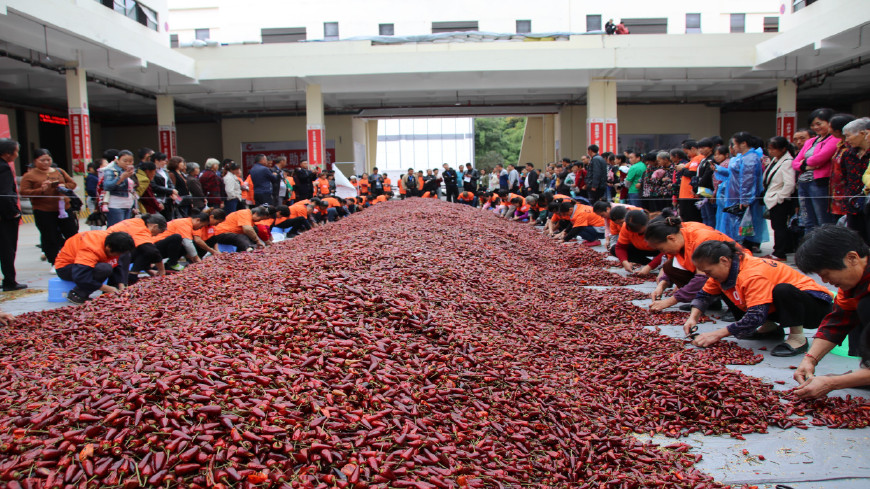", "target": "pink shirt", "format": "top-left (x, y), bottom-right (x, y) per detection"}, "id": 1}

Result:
top-left (791, 135), bottom-right (839, 180)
